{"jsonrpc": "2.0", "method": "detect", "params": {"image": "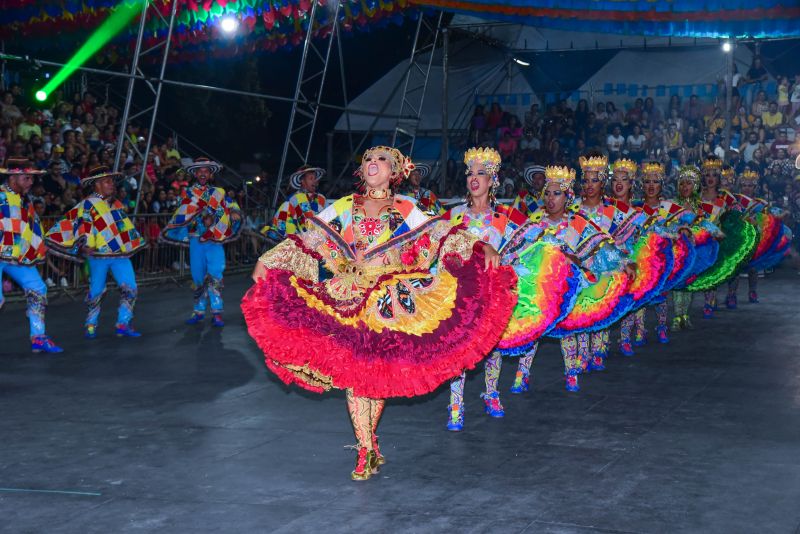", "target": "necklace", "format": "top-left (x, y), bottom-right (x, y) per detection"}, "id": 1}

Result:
top-left (365, 187), bottom-right (390, 200)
